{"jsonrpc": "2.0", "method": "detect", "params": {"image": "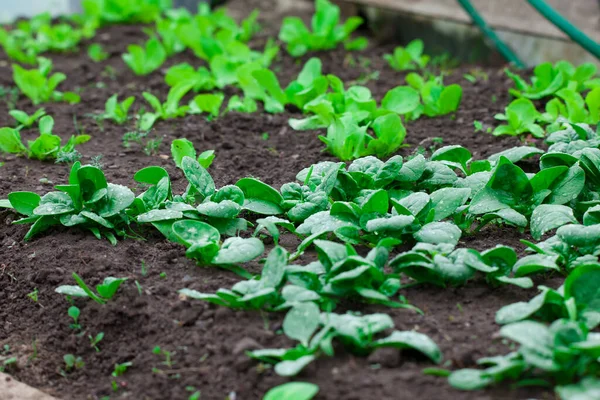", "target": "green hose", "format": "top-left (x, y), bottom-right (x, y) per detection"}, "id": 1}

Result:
top-left (456, 0), bottom-right (525, 68)
top-left (527, 0), bottom-right (600, 60)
